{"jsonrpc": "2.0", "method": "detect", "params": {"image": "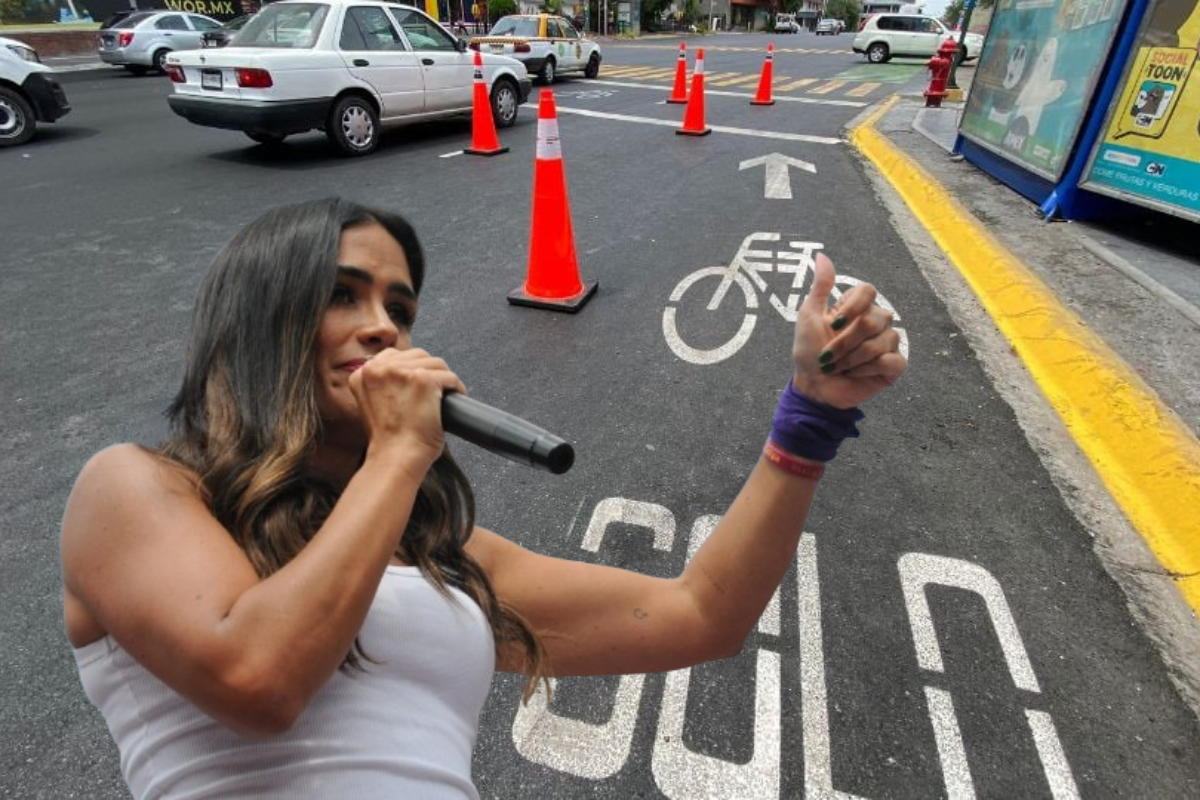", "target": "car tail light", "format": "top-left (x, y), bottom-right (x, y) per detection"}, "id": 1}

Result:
top-left (468, 41), bottom-right (480, 50)
top-left (118, 31), bottom-right (134, 47)
top-left (514, 42), bottom-right (530, 52)
top-left (235, 68), bottom-right (273, 88)
top-left (165, 64), bottom-right (185, 82)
